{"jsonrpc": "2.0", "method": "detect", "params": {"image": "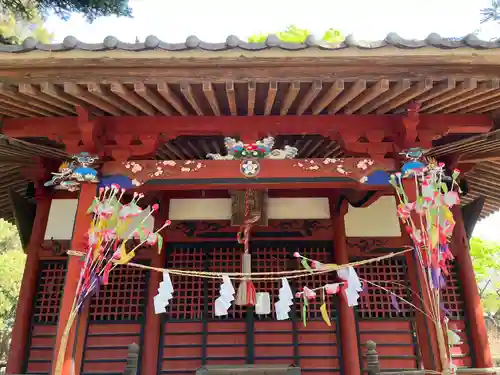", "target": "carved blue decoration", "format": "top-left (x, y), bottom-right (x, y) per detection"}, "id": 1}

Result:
top-left (402, 161), bottom-right (425, 177)
top-left (99, 175), bottom-right (133, 189)
top-left (365, 170), bottom-right (390, 185)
